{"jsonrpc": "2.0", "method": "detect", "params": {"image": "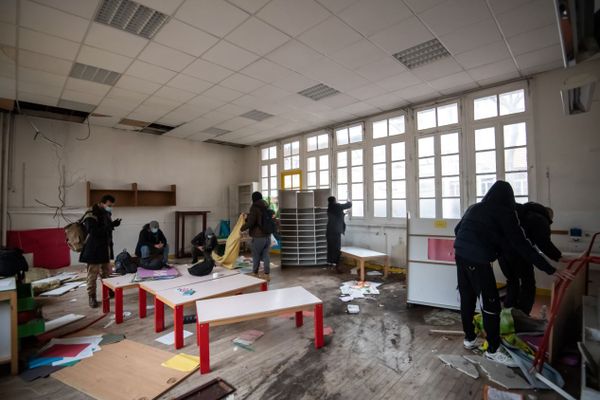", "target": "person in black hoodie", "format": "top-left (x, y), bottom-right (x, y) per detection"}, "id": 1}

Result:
top-left (135, 220), bottom-right (169, 268)
top-left (188, 227), bottom-right (218, 276)
top-left (241, 192), bottom-right (271, 280)
top-left (454, 181), bottom-right (573, 366)
top-left (498, 202), bottom-right (562, 315)
top-left (326, 196), bottom-right (352, 272)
